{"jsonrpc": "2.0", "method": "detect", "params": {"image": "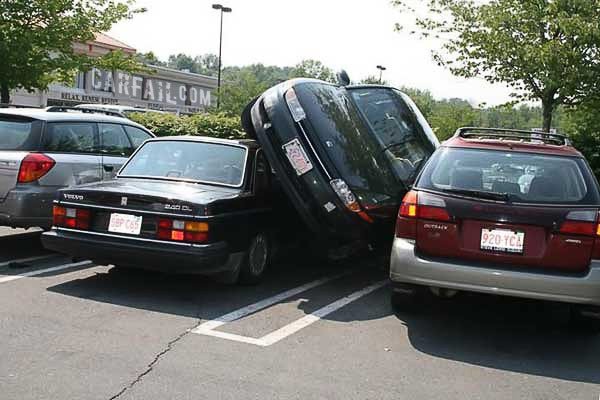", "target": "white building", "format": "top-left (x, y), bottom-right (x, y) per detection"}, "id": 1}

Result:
top-left (11, 33), bottom-right (217, 114)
